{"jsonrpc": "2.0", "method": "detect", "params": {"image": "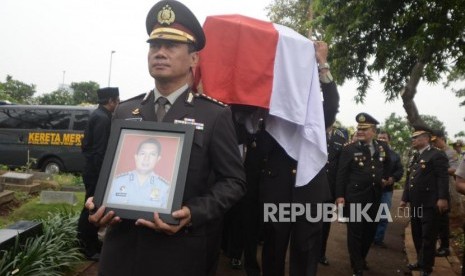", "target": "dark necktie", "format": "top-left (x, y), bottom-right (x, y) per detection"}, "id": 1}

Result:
top-left (156, 97), bottom-right (169, 122)
top-left (412, 151), bottom-right (420, 164)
